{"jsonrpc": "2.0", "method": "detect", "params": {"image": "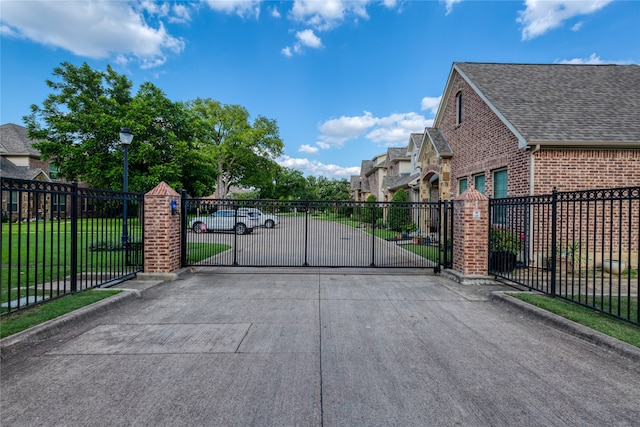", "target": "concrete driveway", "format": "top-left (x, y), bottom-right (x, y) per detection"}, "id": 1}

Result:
top-left (2, 268), bottom-right (639, 426)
